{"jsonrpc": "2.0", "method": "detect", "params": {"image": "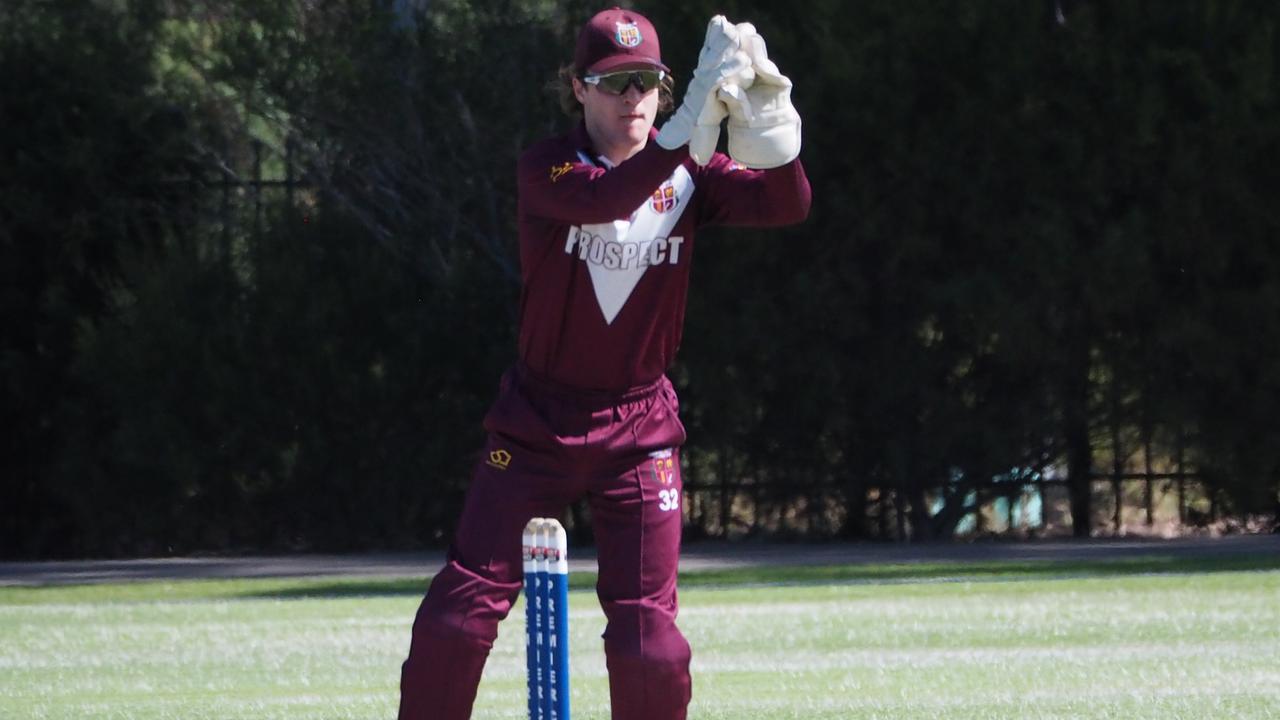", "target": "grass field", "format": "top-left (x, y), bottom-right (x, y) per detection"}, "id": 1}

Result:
top-left (3, 555), bottom-right (1279, 719)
